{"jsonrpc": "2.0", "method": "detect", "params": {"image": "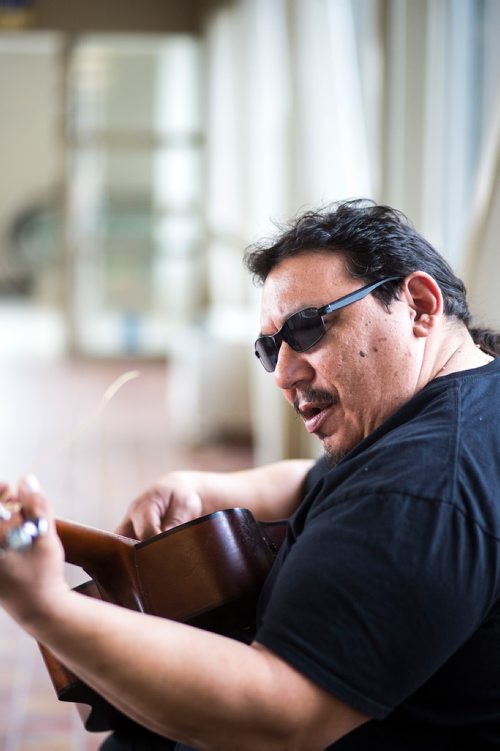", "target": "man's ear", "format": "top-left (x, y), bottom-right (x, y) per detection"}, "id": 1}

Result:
top-left (401, 272), bottom-right (444, 338)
